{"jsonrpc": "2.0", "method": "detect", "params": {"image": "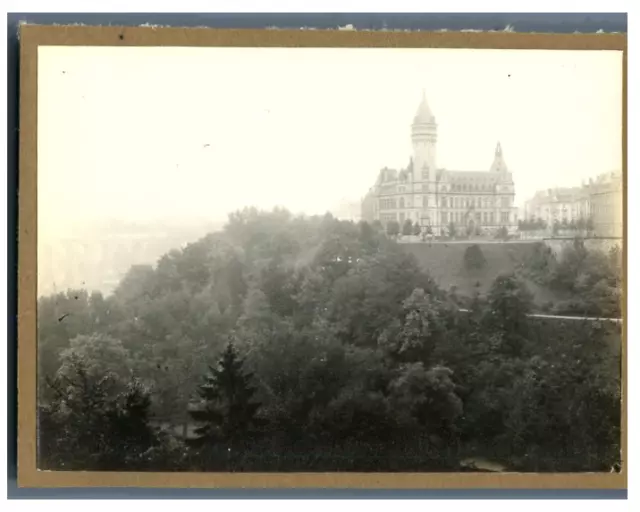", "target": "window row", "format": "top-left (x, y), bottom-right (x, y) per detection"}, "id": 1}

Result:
top-left (438, 211), bottom-right (511, 225)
